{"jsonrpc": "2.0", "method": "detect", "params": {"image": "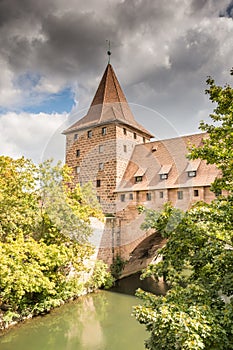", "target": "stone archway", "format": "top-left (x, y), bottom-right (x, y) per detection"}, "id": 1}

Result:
top-left (121, 231), bottom-right (167, 278)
